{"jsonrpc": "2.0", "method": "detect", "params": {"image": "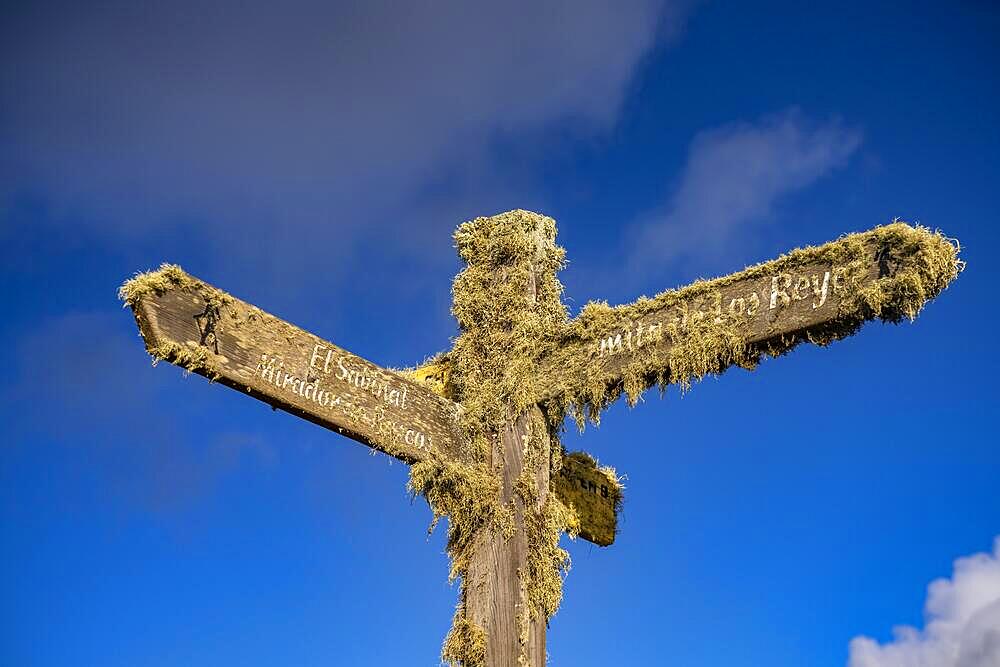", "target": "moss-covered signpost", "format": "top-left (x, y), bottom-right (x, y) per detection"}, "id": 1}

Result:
top-left (121, 210), bottom-right (961, 666)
